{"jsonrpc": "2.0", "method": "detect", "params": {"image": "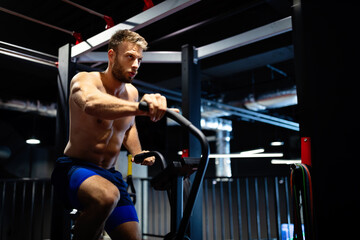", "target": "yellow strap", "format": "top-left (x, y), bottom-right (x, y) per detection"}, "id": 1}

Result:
top-left (127, 154), bottom-right (133, 176)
